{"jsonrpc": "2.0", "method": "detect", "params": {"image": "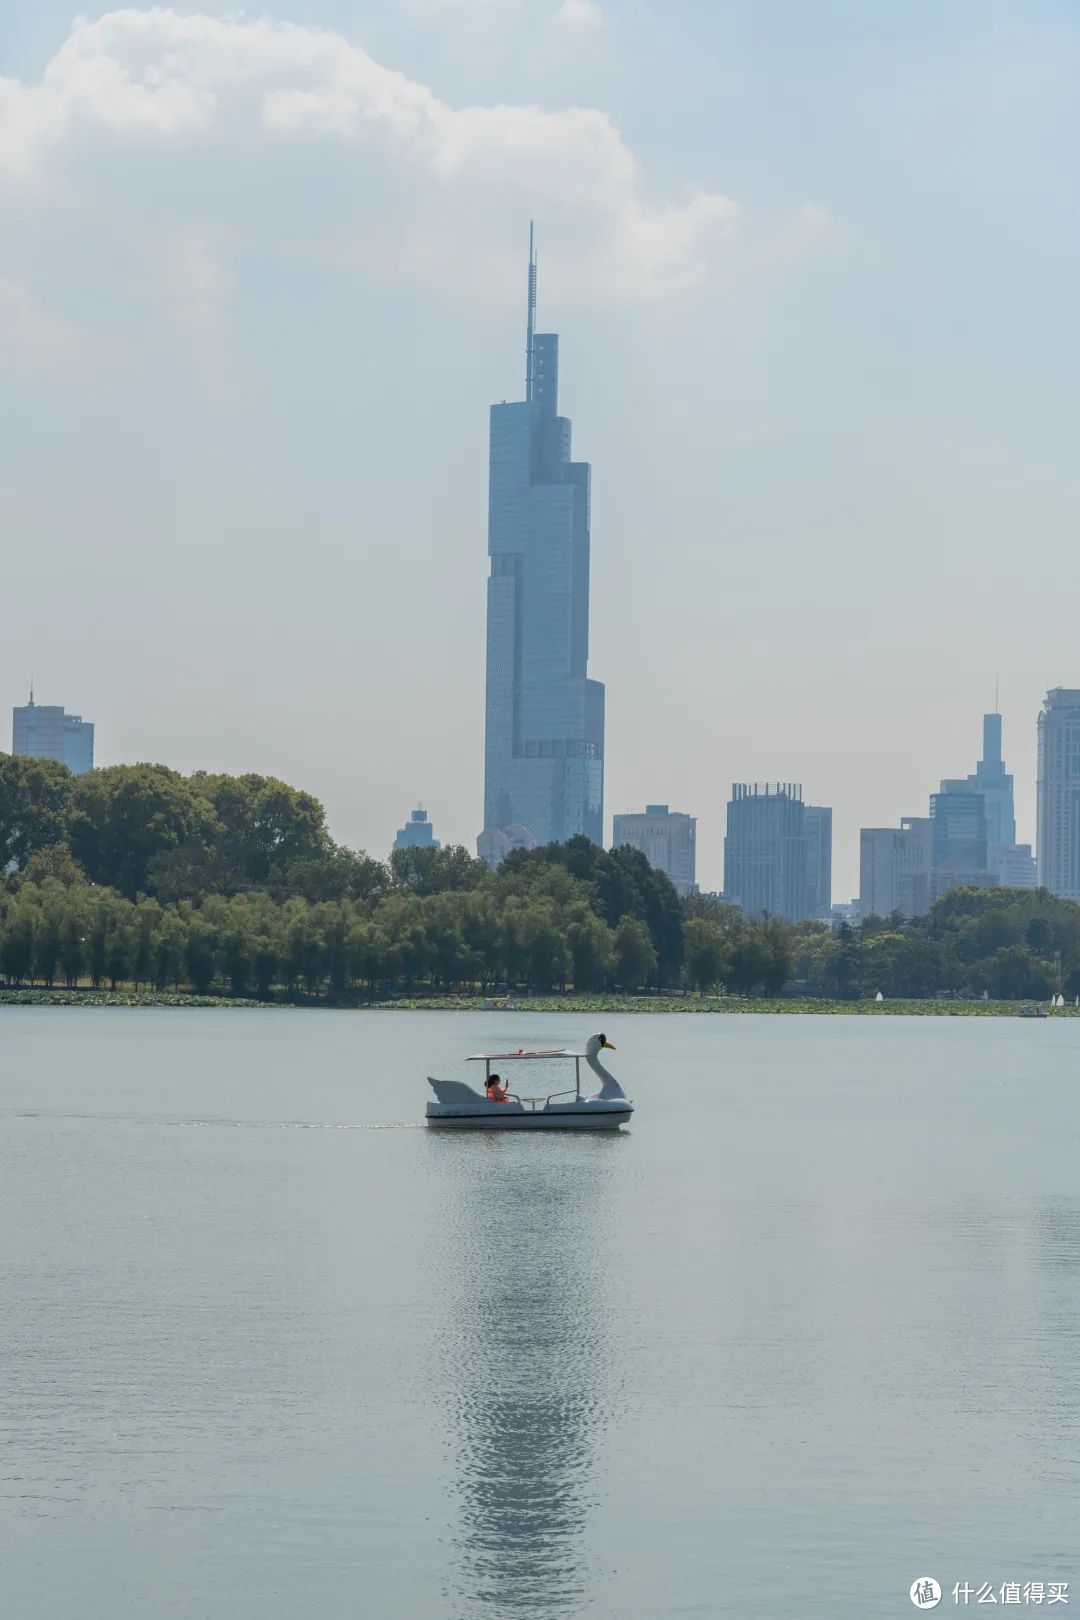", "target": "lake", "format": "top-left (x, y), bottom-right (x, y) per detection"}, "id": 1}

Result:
top-left (2, 1008), bottom-right (1078, 1618)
